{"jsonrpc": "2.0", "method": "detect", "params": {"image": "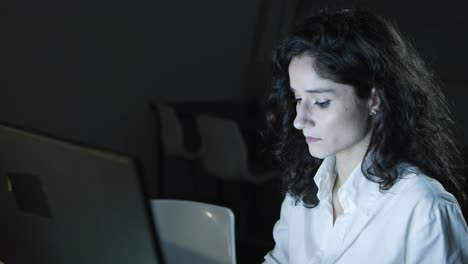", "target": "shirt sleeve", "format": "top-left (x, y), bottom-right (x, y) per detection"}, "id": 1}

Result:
top-left (263, 194), bottom-right (293, 264)
top-left (405, 200), bottom-right (468, 264)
